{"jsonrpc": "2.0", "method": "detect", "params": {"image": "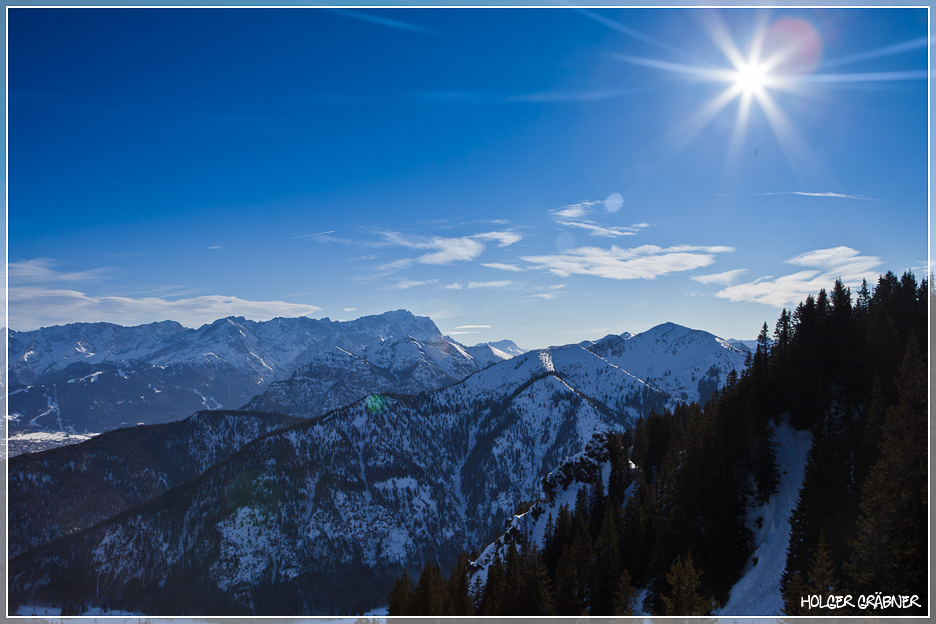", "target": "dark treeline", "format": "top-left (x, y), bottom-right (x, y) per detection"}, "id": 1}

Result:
top-left (387, 271), bottom-right (928, 616)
